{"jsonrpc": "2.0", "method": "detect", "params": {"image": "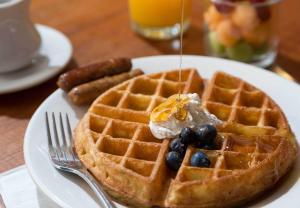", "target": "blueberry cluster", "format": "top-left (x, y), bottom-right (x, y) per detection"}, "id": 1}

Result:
top-left (165, 124), bottom-right (217, 171)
